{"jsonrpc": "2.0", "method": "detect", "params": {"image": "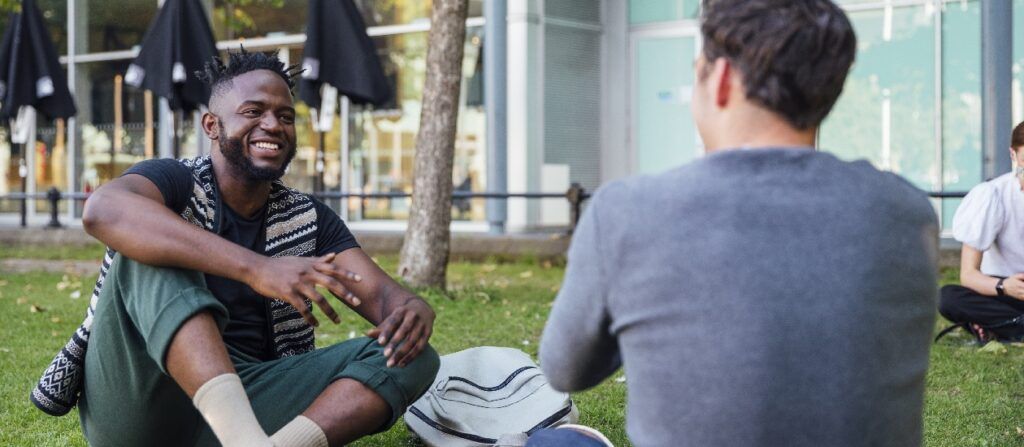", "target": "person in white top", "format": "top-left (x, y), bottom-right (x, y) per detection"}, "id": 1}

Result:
top-left (939, 121), bottom-right (1024, 342)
